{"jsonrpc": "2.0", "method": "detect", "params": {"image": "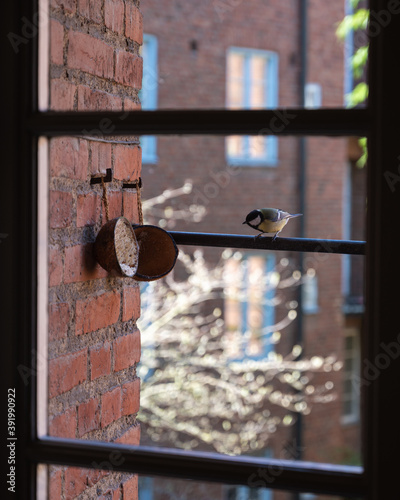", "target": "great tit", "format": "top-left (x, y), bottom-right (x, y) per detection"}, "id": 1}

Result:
top-left (242, 208), bottom-right (302, 241)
